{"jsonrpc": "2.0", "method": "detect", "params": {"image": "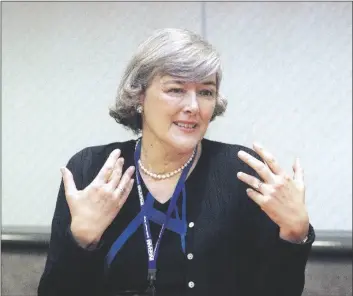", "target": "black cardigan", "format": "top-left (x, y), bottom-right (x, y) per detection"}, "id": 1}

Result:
top-left (38, 138), bottom-right (315, 296)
